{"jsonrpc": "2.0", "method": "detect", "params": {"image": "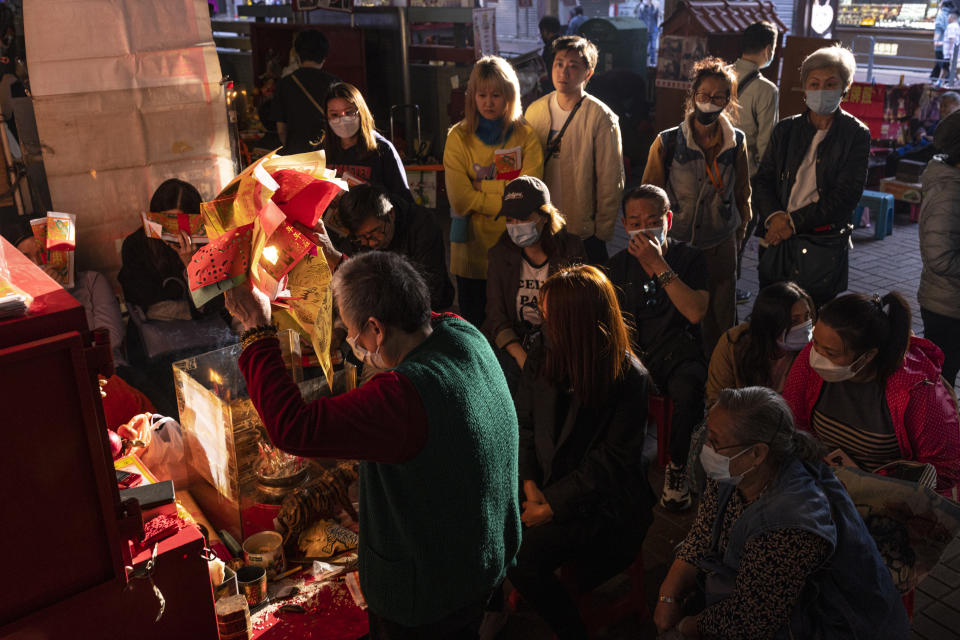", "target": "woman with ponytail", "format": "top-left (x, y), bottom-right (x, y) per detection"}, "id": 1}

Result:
top-left (655, 387), bottom-right (908, 639)
top-left (782, 291), bottom-right (960, 496)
